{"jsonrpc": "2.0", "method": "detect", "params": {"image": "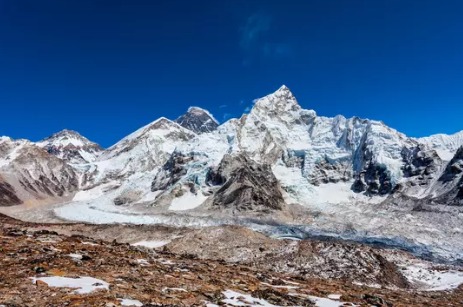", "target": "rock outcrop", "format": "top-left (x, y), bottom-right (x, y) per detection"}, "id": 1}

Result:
top-left (175, 107), bottom-right (219, 134)
top-left (207, 154), bottom-right (285, 213)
